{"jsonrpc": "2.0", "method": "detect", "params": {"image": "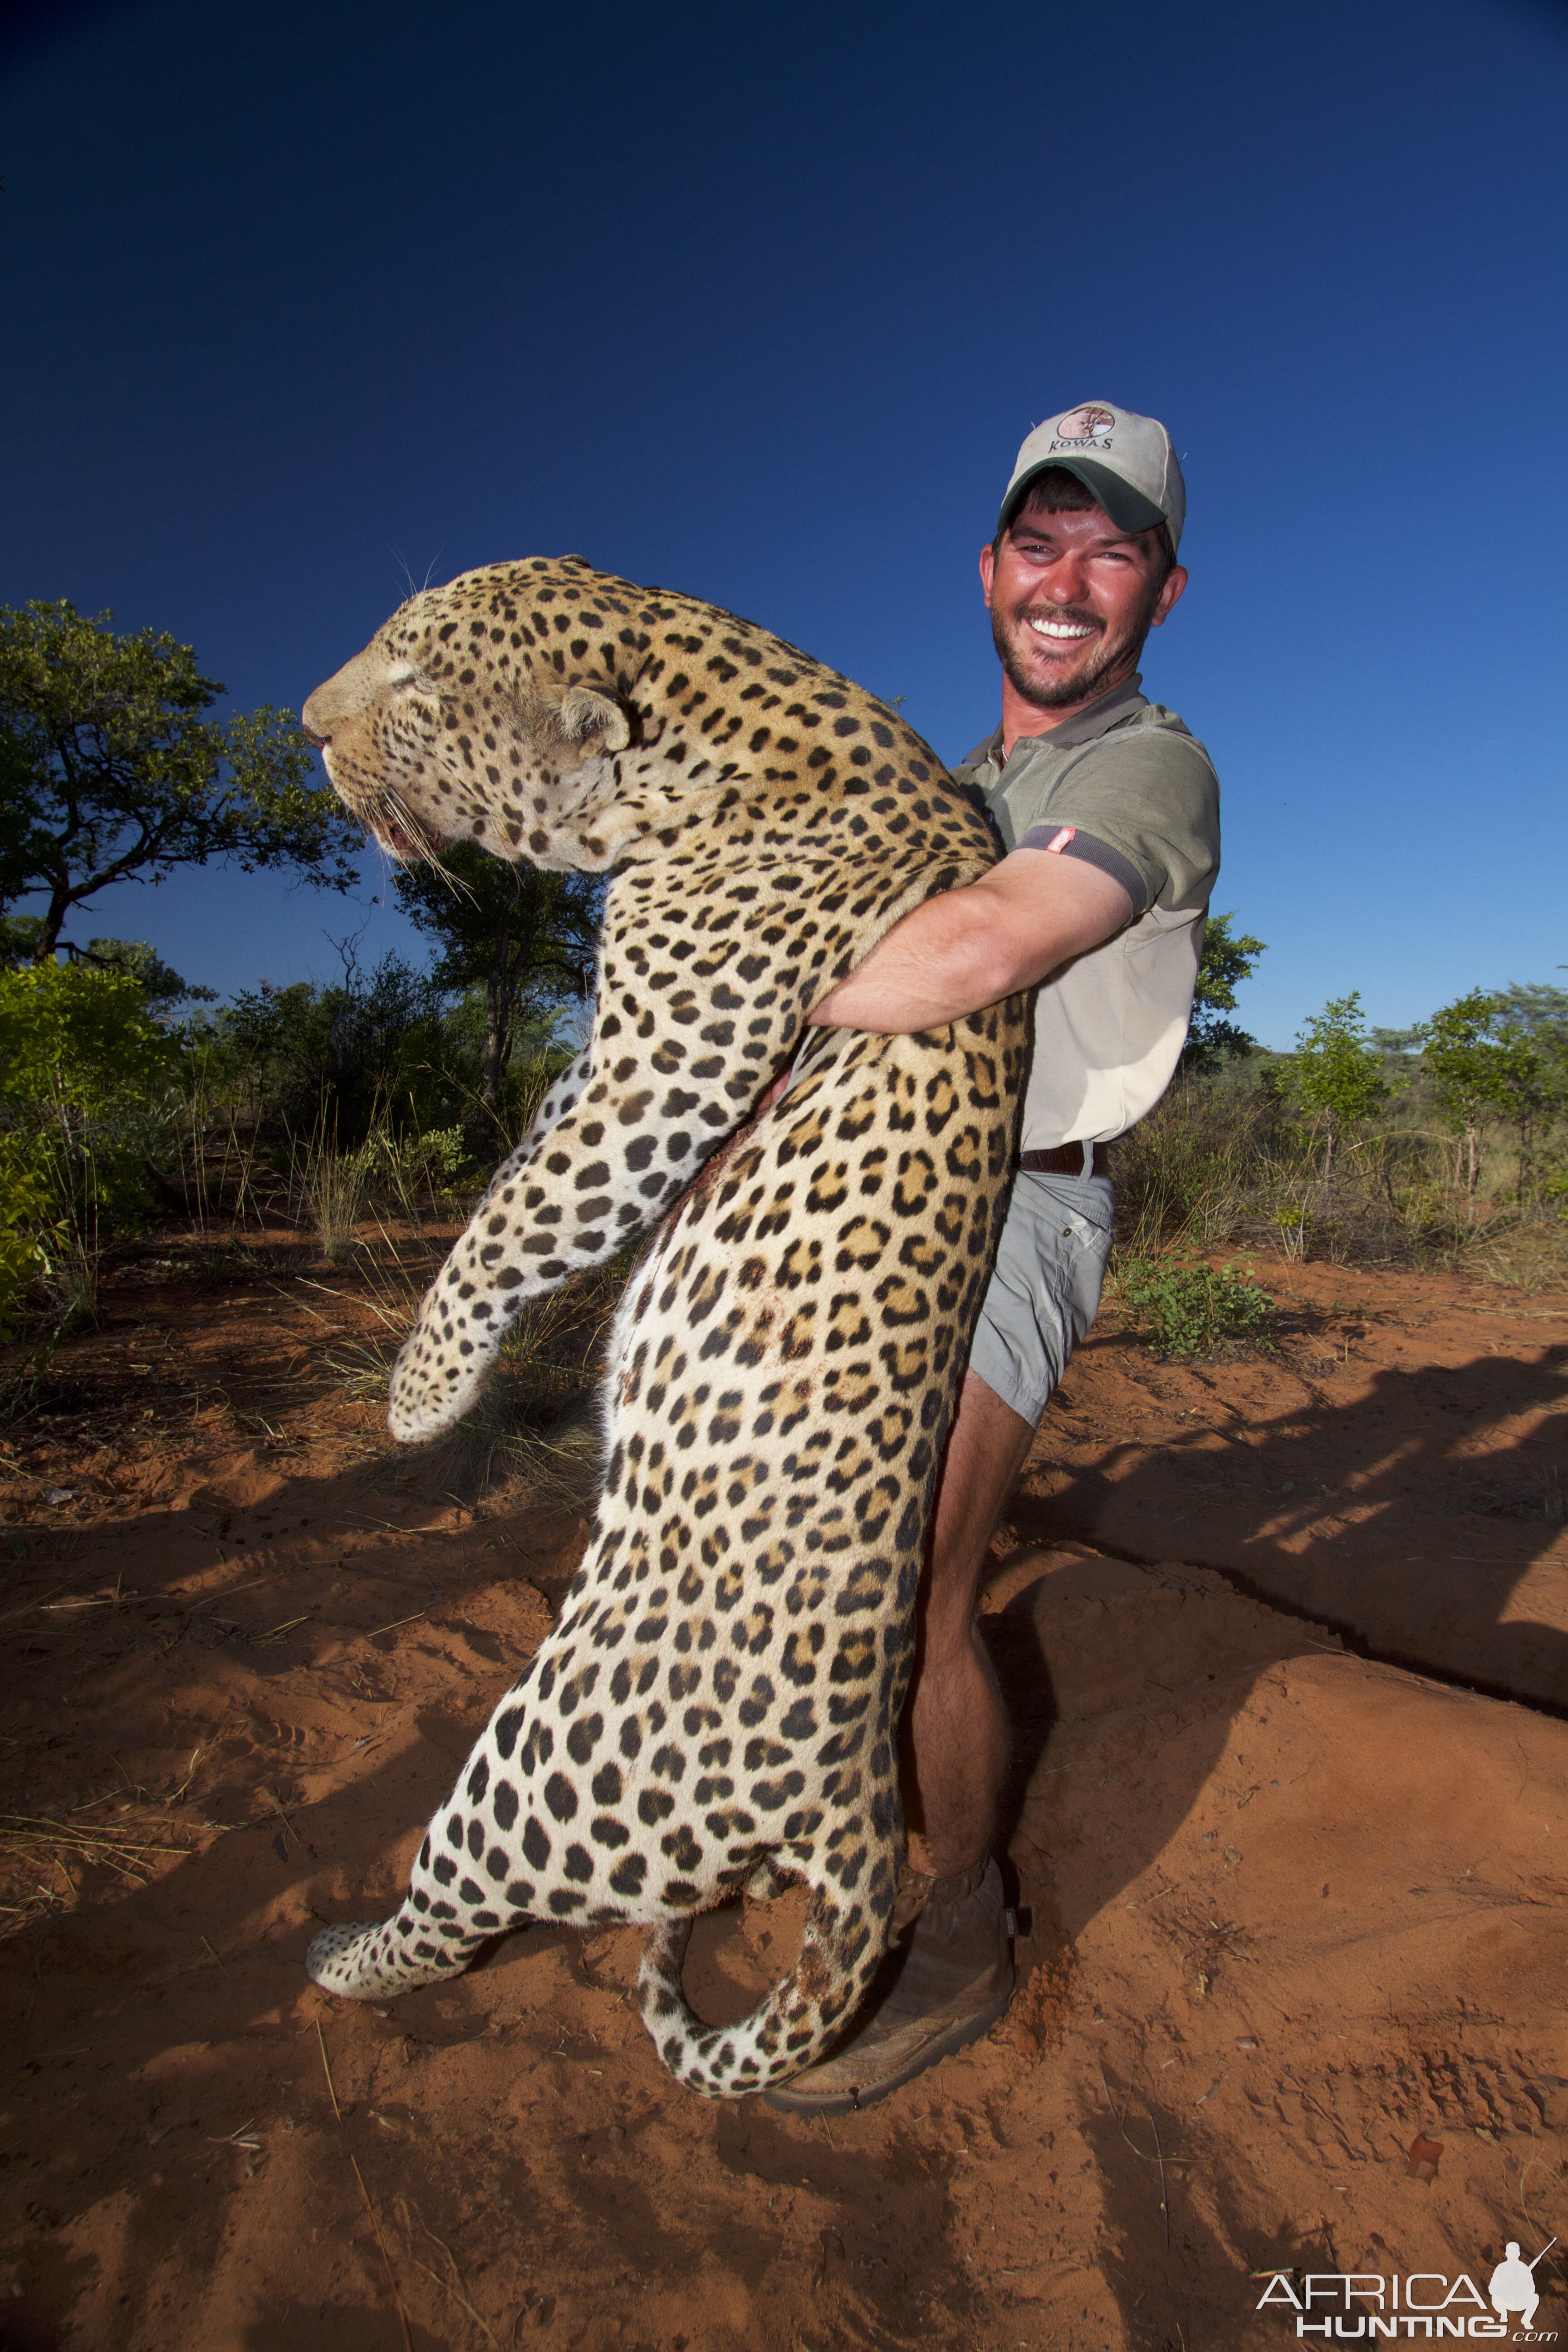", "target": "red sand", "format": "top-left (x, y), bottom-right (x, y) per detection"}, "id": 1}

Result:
top-left (2, 1250), bottom-right (1565, 2349)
